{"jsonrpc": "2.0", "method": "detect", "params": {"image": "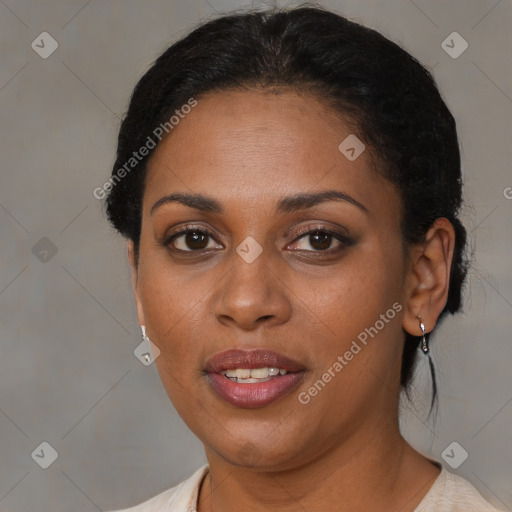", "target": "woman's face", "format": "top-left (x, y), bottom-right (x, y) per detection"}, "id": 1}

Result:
top-left (131, 89), bottom-right (412, 470)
